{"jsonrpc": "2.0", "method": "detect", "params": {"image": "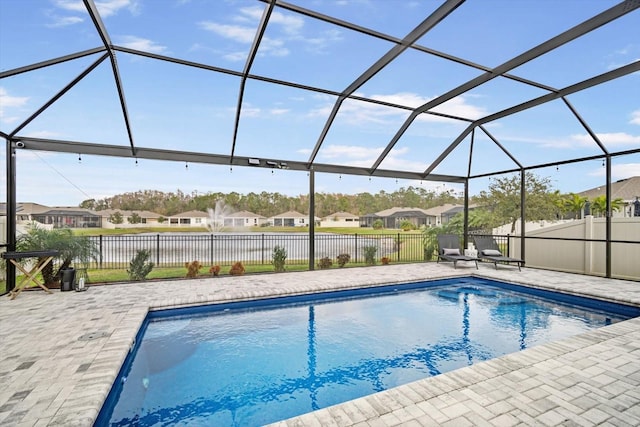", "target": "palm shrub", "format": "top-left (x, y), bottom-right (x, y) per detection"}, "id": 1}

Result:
top-left (420, 225), bottom-right (438, 261)
top-left (272, 245), bottom-right (287, 272)
top-left (127, 249), bottom-right (154, 281)
top-left (363, 245), bottom-right (377, 265)
top-left (16, 224), bottom-right (98, 286)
